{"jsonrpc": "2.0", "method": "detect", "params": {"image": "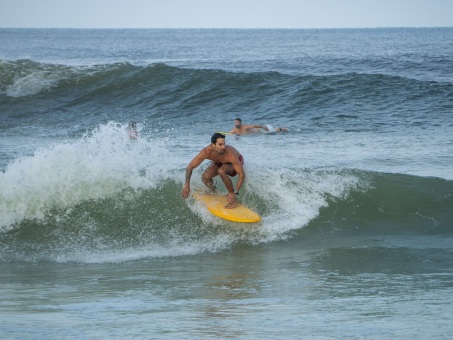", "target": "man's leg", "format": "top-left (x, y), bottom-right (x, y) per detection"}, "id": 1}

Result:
top-left (201, 163), bottom-right (218, 193)
top-left (217, 166), bottom-right (234, 192)
top-left (217, 165), bottom-right (238, 208)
